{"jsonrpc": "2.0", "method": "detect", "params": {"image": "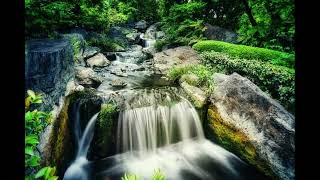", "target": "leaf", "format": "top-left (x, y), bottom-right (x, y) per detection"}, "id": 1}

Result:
top-left (35, 167), bottom-right (48, 178)
top-left (25, 146), bottom-right (34, 156)
top-left (25, 111), bottom-right (33, 122)
top-left (27, 90), bottom-right (36, 99)
top-left (27, 155), bottom-right (40, 167)
top-left (25, 135), bottom-right (39, 145)
top-left (48, 176), bottom-right (58, 180)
